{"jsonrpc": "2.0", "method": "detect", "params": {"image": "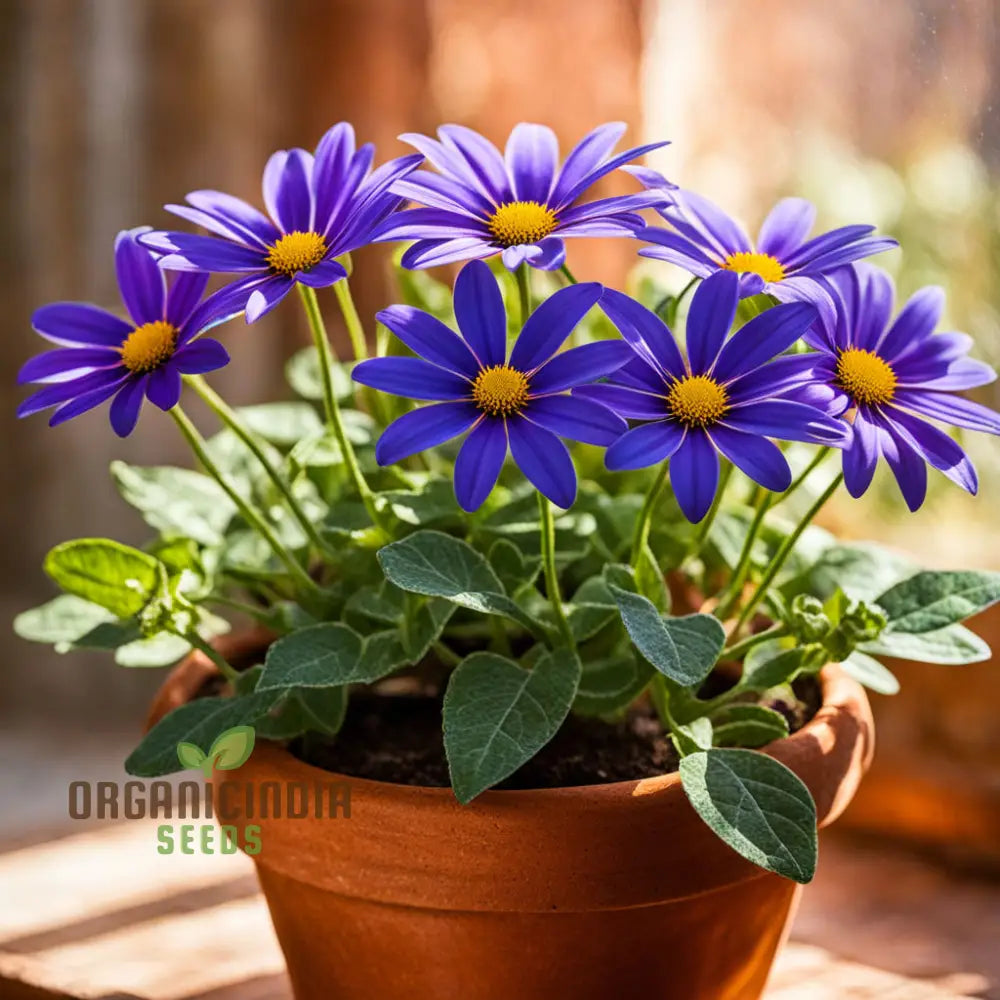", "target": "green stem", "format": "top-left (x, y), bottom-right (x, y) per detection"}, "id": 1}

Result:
top-left (297, 284), bottom-right (380, 527)
top-left (185, 375), bottom-right (332, 558)
top-left (666, 276), bottom-right (699, 327)
top-left (735, 472), bottom-right (844, 631)
top-left (170, 406), bottom-right (322, 599)
top-left (516, 264), bottom-right (532, 322)
top-left (720, 623), bottom-right (787, 663)
top-left (433, 640), bottom-right (462, 668)
top-left (332, 276), bottom-right (368, 362)
top-left (715, 489), bottom-right (774, 619)
top-left (181, 629), bottom-right (239, 686)
top-left (560, 263), bottom-right (578, 285)
top-left (772, 446), bottom-right (831, 509)
top-left (207, 594), bottom-right (273, 625)
top-left (538, 493), bottom-right (575, 649)
top-left (631, 464), bottom-right (669, 567)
